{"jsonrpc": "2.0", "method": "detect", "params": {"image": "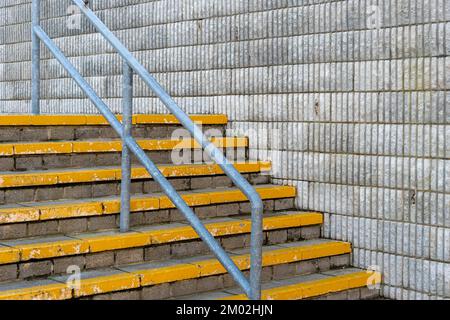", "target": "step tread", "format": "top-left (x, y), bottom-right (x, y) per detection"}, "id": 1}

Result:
top-left (0, 161), bottom-right (270, 188)
top-left (0, 212), bottom-right (323, 264)
top-left (0, 184), bottom-right (297, 224)
top-left (177, 267), bottom-right (380, 300)
top-left (0, 239), bottom-right (352, 300)
top-left (0, 137), bottom-right (246, 156)
top-left (0, 114), bottom-right (228, 126)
